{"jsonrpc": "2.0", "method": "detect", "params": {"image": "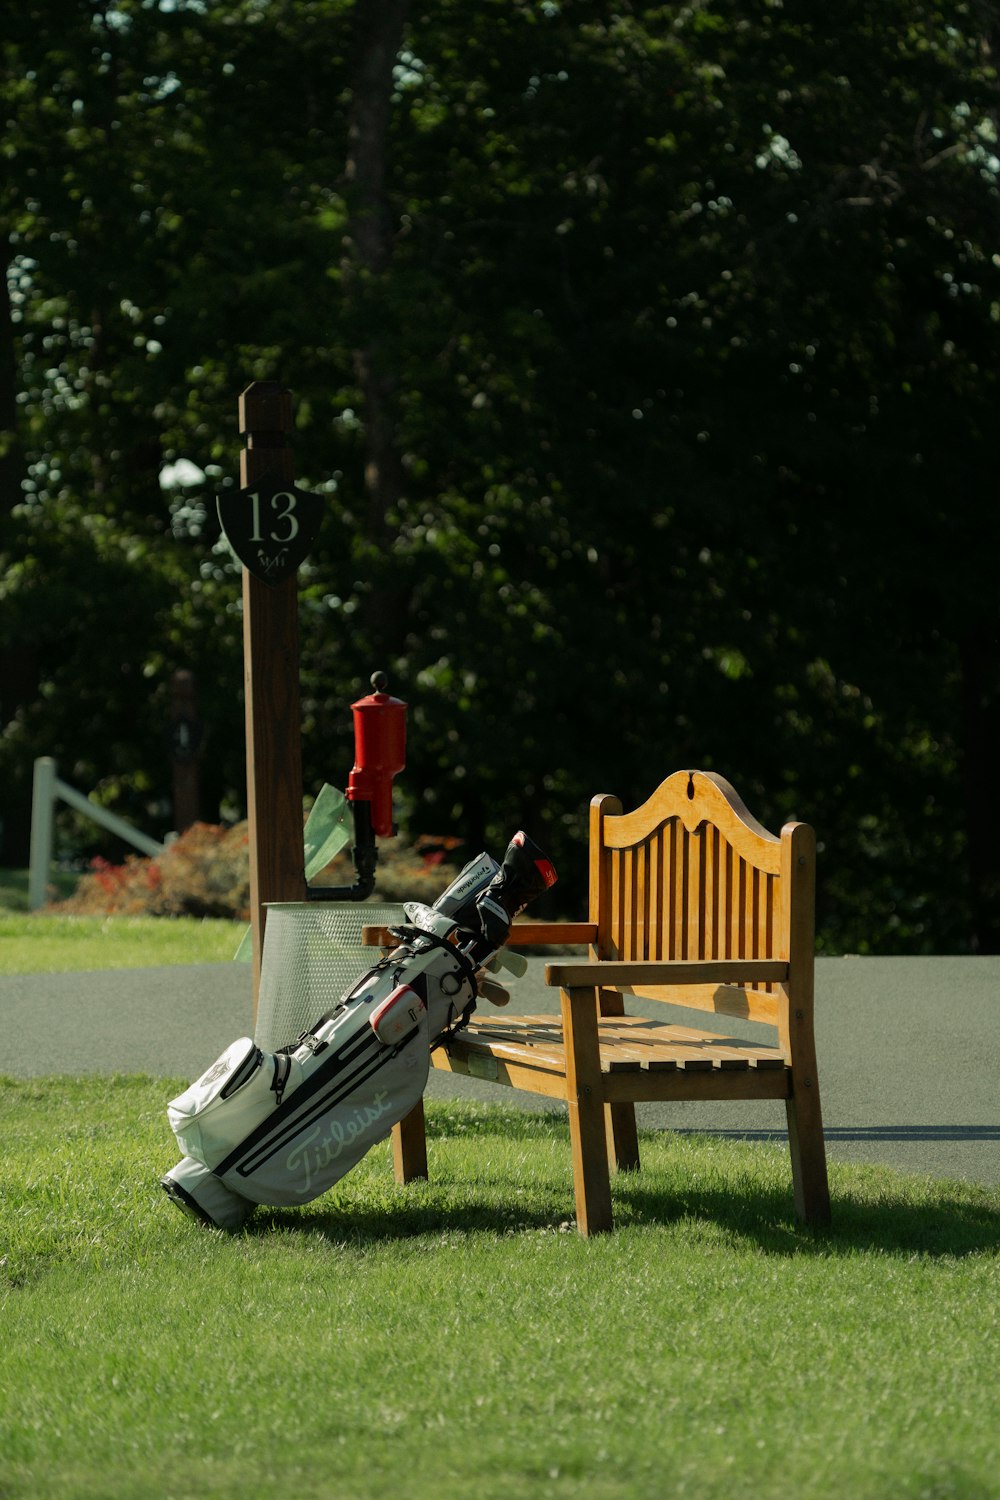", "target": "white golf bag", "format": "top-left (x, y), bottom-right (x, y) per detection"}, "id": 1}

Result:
top-left (161, 832), bottom-right (556, 1230)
